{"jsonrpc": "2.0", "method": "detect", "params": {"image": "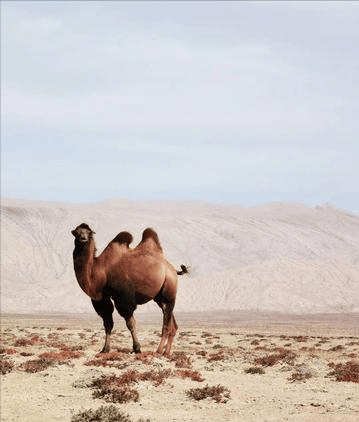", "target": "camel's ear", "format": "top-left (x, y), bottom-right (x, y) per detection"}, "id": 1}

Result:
top-left (71, 230), bottom-right (76, 236)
